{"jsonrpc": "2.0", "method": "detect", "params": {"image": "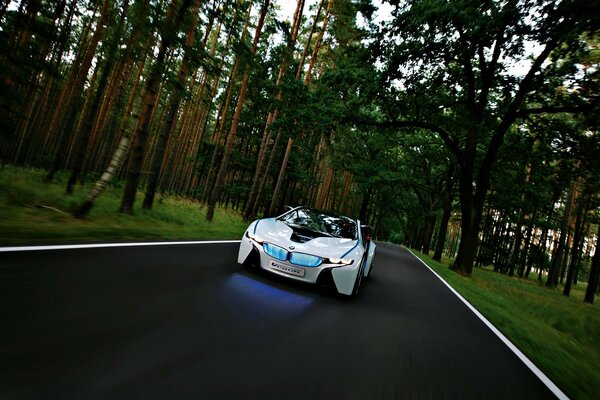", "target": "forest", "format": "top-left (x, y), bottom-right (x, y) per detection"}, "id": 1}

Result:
top-left (0, 0), bottom-right (599, 302)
